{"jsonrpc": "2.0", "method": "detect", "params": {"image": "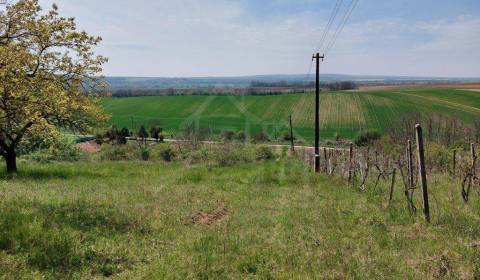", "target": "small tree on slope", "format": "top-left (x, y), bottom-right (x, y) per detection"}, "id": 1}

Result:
top-left (0, 0), bottom-right (108, 173)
